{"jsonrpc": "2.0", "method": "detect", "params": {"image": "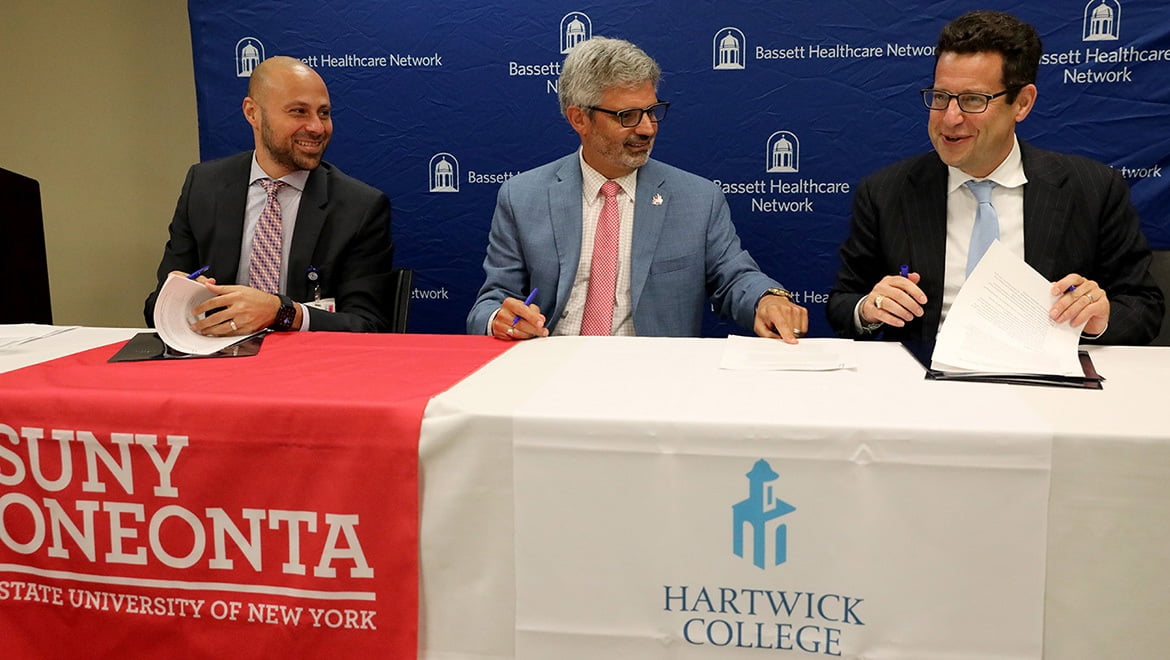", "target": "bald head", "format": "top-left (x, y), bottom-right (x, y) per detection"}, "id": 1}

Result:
top-left (242, 56), bottom-right (333, 178)
top-left (247, 56), bottom-right (325, 103)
